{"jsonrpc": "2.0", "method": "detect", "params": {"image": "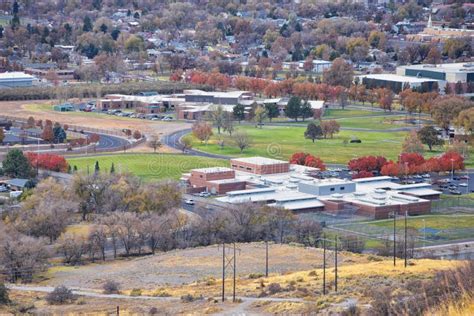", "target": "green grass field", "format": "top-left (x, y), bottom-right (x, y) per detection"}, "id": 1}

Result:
top-left (191, 125), bottom-right (407, 164)
top-left (371, 214), bottom-right (474, 231)
top-left (323, 108), bottom-right (385, 119)
top-left (67, 154), bottom-right (228, 181)
top-left (335, 115), bottom-right (411, 130)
